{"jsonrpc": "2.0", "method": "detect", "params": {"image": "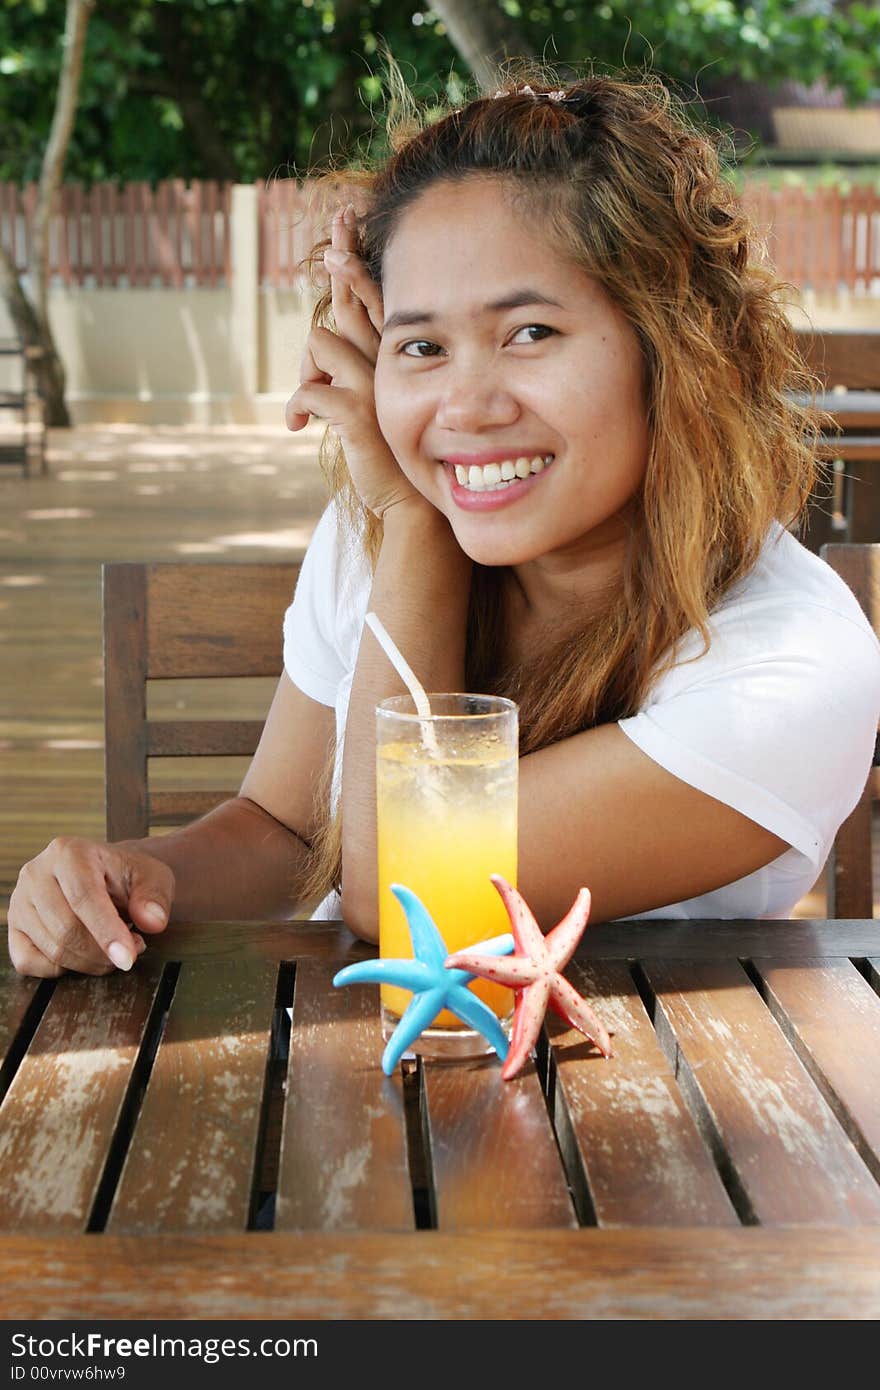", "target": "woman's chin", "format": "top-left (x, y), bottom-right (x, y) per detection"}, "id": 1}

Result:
top-left (450, 531), bottom-right (534, 569)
